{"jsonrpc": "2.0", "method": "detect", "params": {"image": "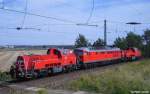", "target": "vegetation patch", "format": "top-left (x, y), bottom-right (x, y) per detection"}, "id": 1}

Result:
top-left (37, 89), bottom-right (48, 94)
top-left (68, 59), bottom-right (150, 94)
top-left (0, 71), bottom-right (11, 81)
